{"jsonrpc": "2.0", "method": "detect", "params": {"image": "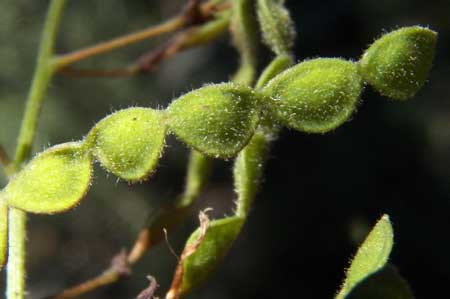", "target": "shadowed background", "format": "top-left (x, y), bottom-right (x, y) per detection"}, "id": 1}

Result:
top-left (0, 0), bottom-right (449, 298)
